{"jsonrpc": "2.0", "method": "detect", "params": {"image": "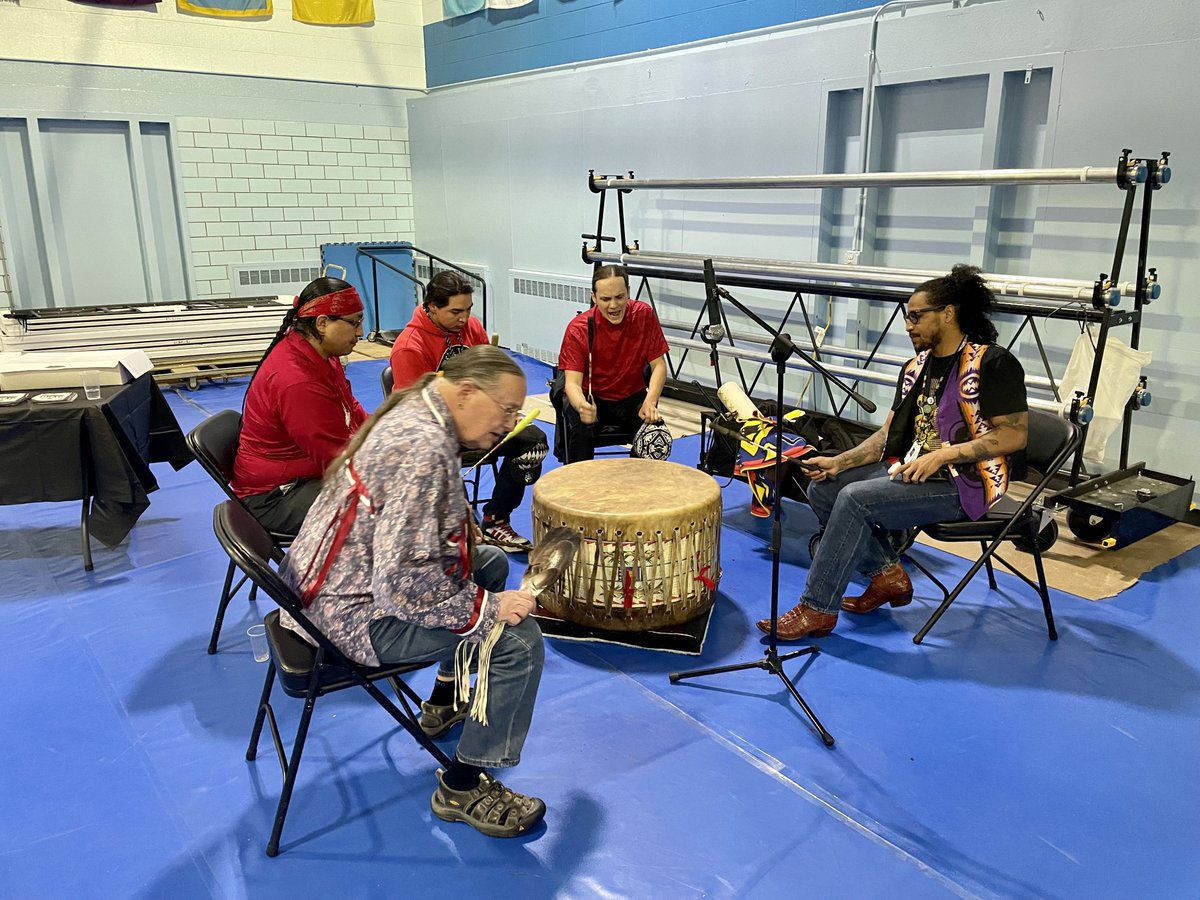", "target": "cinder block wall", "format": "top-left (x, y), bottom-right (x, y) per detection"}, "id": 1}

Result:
top-left (177, 117), bottom-right (412, 297)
